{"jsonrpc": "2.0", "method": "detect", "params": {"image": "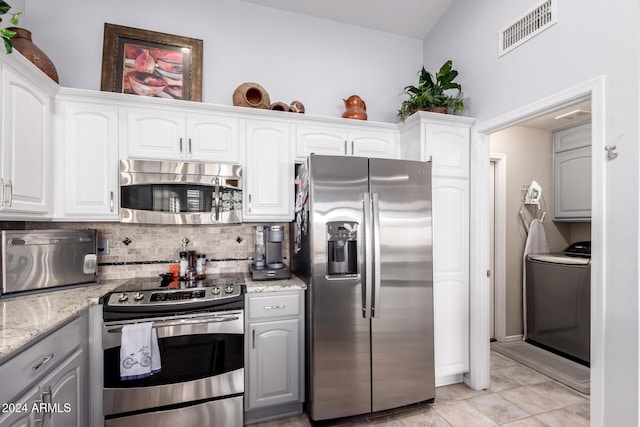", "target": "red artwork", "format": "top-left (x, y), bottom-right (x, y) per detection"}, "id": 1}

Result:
top-left (122, 44), bottom-right (185, 99)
